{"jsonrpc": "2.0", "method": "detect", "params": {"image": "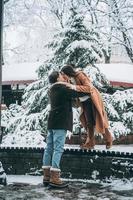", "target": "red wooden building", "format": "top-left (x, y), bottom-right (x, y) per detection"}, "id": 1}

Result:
top-left (2, 62), bottom-right (40, 106)
top-left (2, 62), bottom-right (133, 107)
